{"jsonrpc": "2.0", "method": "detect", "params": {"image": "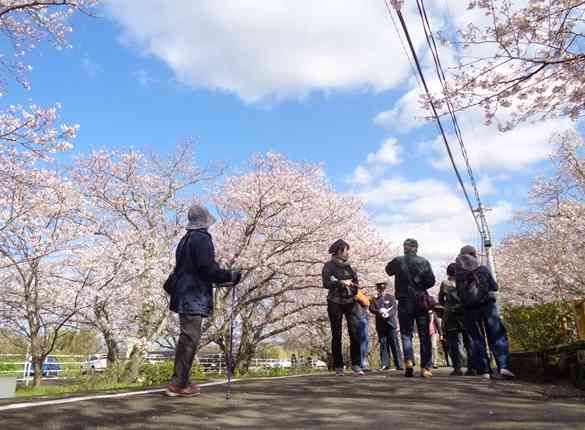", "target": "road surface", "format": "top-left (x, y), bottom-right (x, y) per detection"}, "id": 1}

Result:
top-left (1, 370), bottom-right (584, 429)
